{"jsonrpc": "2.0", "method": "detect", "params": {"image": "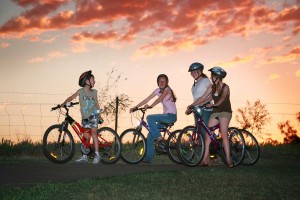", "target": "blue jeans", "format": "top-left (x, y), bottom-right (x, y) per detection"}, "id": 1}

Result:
top-left (145, 113), bottom-right (177, 162)
top-left (194, 109), bottom-right (212, 139)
